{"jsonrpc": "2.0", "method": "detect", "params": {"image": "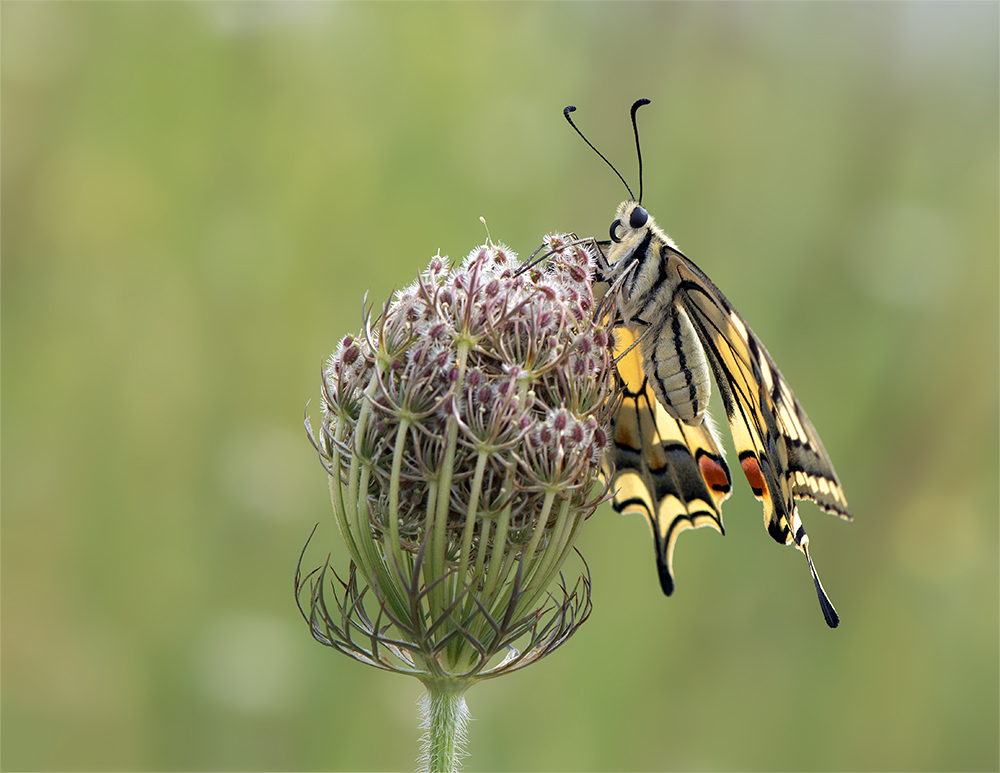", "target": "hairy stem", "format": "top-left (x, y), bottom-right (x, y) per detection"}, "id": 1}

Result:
top-left (418, 685), bottom-right (470, 773)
